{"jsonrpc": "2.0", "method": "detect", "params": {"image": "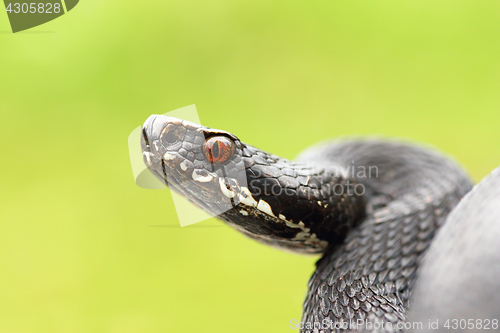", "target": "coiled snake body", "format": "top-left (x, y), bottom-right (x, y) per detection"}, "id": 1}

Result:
top-left (140, 115), bottom-right (490, 332)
